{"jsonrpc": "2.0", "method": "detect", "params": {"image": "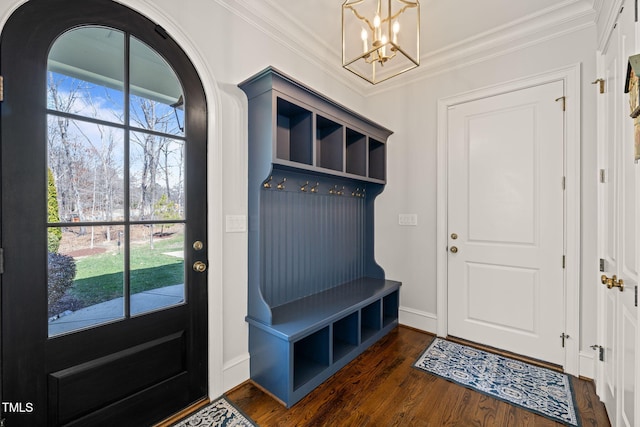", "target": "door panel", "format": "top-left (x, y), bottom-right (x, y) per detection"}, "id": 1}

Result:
top-left (447, 81), bottom-right (565, 365)
top-left (601, 23), bottom-right (620, 421)
top-left (1, 1), bottom-right (208, 425)
top-left (597, 2), bottom-right (638, 426)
